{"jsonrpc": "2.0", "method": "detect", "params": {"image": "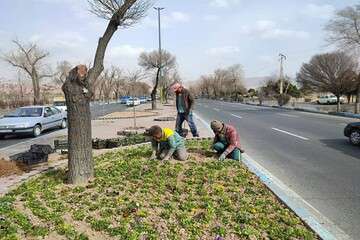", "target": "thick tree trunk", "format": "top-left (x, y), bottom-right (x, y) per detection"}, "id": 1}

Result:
top-left (356, 83), bottom-right (360, 114)
top-left (31, 76), bottom-right (41, 105)
top-left (336, 96), bottom-right (341, 113)
top-left (62, 74), bottom-right (93, 185)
